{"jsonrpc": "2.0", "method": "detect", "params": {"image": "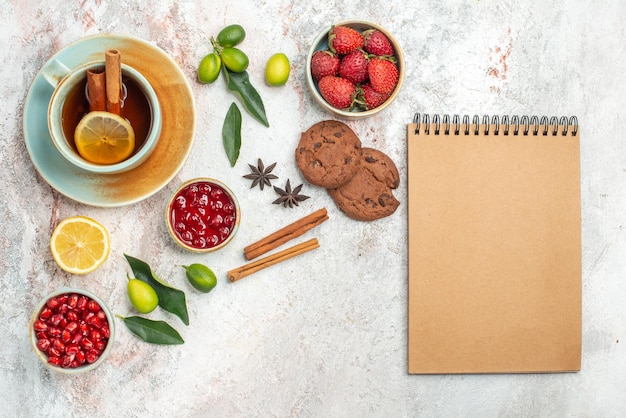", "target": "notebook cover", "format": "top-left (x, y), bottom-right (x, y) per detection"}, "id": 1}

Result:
top-left (407, 120), bottom-right (581, 374)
